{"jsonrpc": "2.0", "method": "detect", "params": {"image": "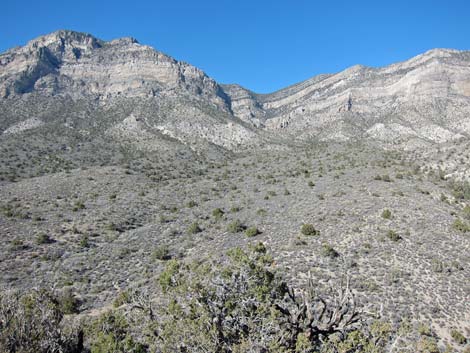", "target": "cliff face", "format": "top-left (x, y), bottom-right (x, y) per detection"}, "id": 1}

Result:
top-left (0, 30), bottom-right (260, 153)
top-left (1, 30), bottom-right (470, 153)
top-left (221, 49), bottom-right (470, 147)
top-left (0, 30), bottom-right (230, 109)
